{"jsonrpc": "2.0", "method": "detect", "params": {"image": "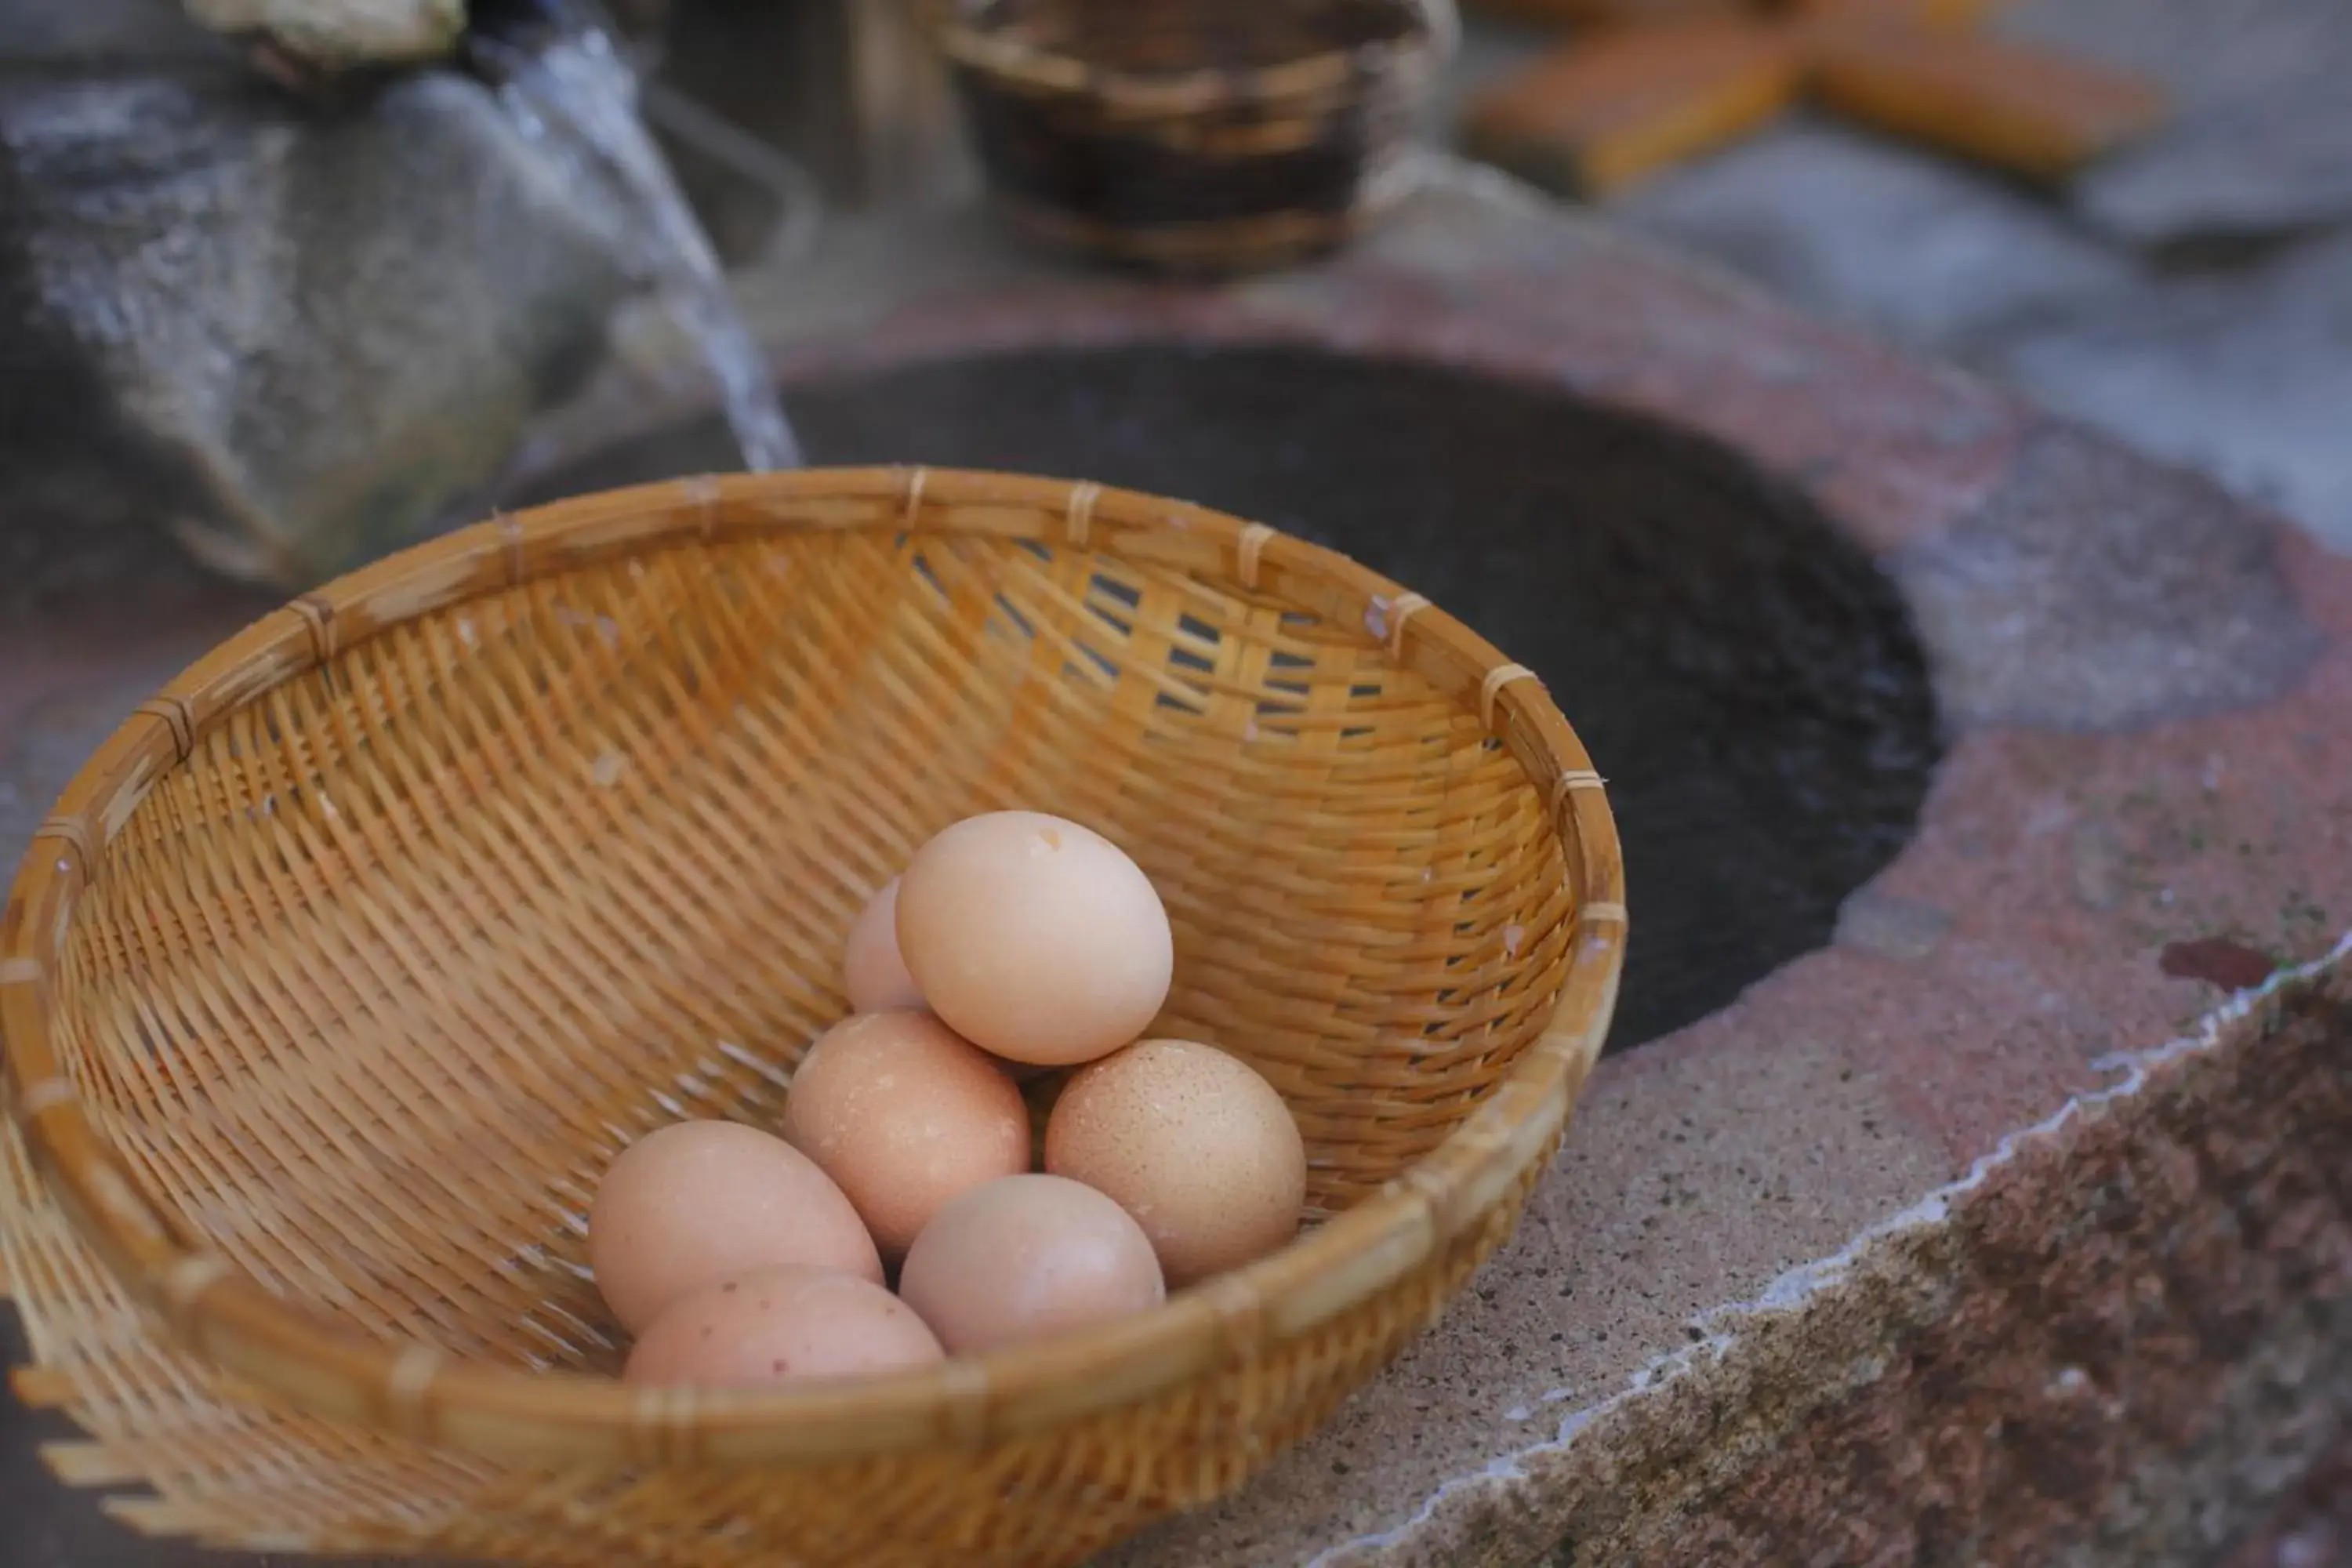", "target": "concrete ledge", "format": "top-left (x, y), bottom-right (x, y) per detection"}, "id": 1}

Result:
top-left (1294, 944), bottom-right (2351, 1567)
